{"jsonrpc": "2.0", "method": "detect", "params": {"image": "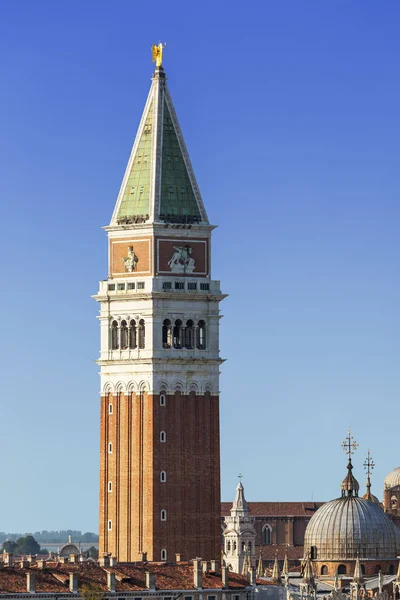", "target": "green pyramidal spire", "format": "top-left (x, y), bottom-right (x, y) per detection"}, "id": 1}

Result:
top-left (111, 66), bottom-right (208, 226)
